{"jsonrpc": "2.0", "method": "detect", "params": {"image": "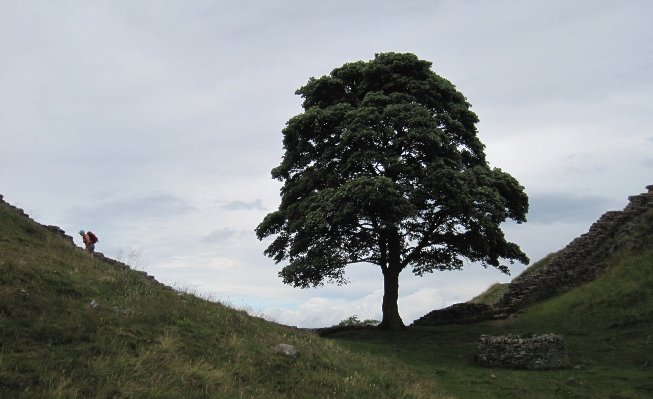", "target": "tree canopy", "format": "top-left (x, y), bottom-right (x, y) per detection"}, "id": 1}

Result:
top-left (256, 52), bottom-right (529, 329)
